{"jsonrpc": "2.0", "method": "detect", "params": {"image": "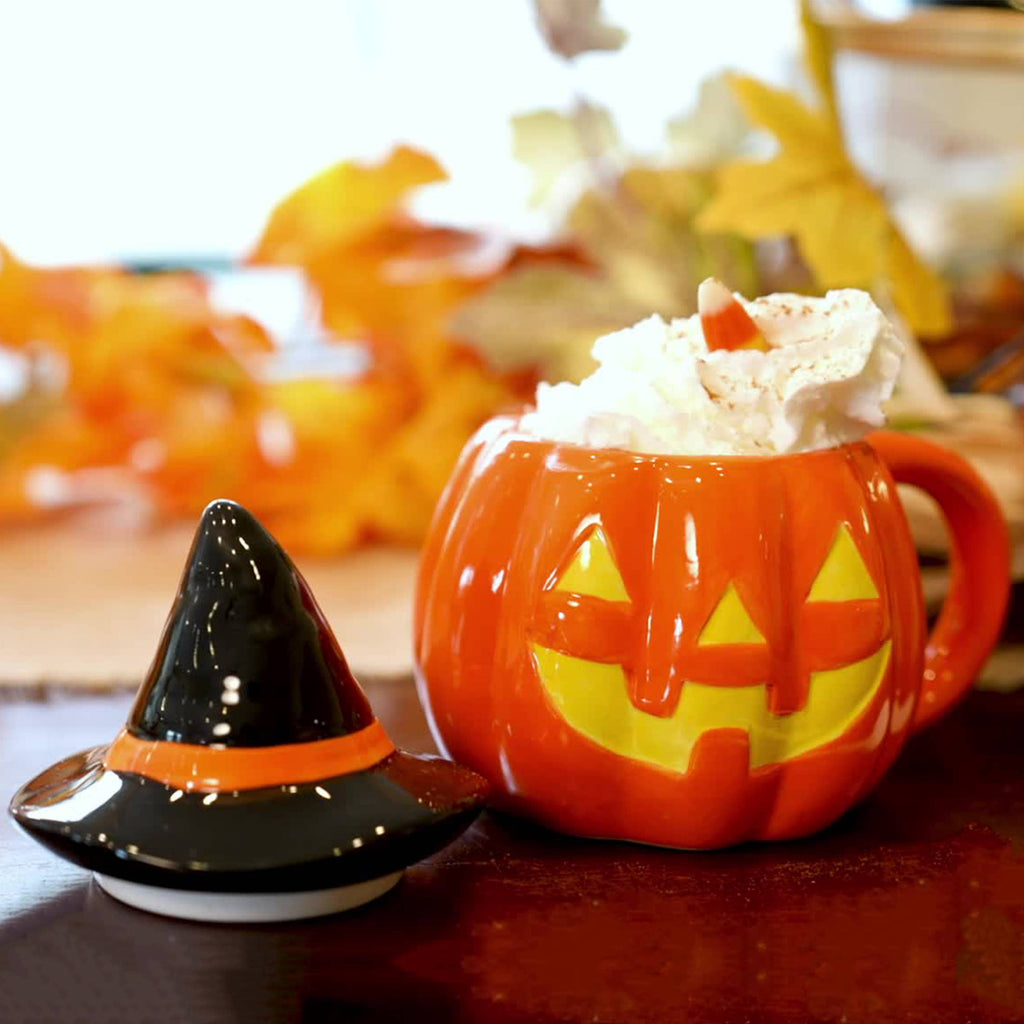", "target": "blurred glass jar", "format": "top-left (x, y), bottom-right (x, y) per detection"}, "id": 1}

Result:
top-left (814, 0), bottom-right (1024, 377)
